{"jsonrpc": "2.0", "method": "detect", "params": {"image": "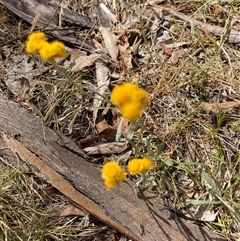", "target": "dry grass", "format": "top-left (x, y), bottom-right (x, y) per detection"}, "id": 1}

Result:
top-left (0, 157), bottom-right (121, 241)
top-left (0, 0), bottom-right (240, 240)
